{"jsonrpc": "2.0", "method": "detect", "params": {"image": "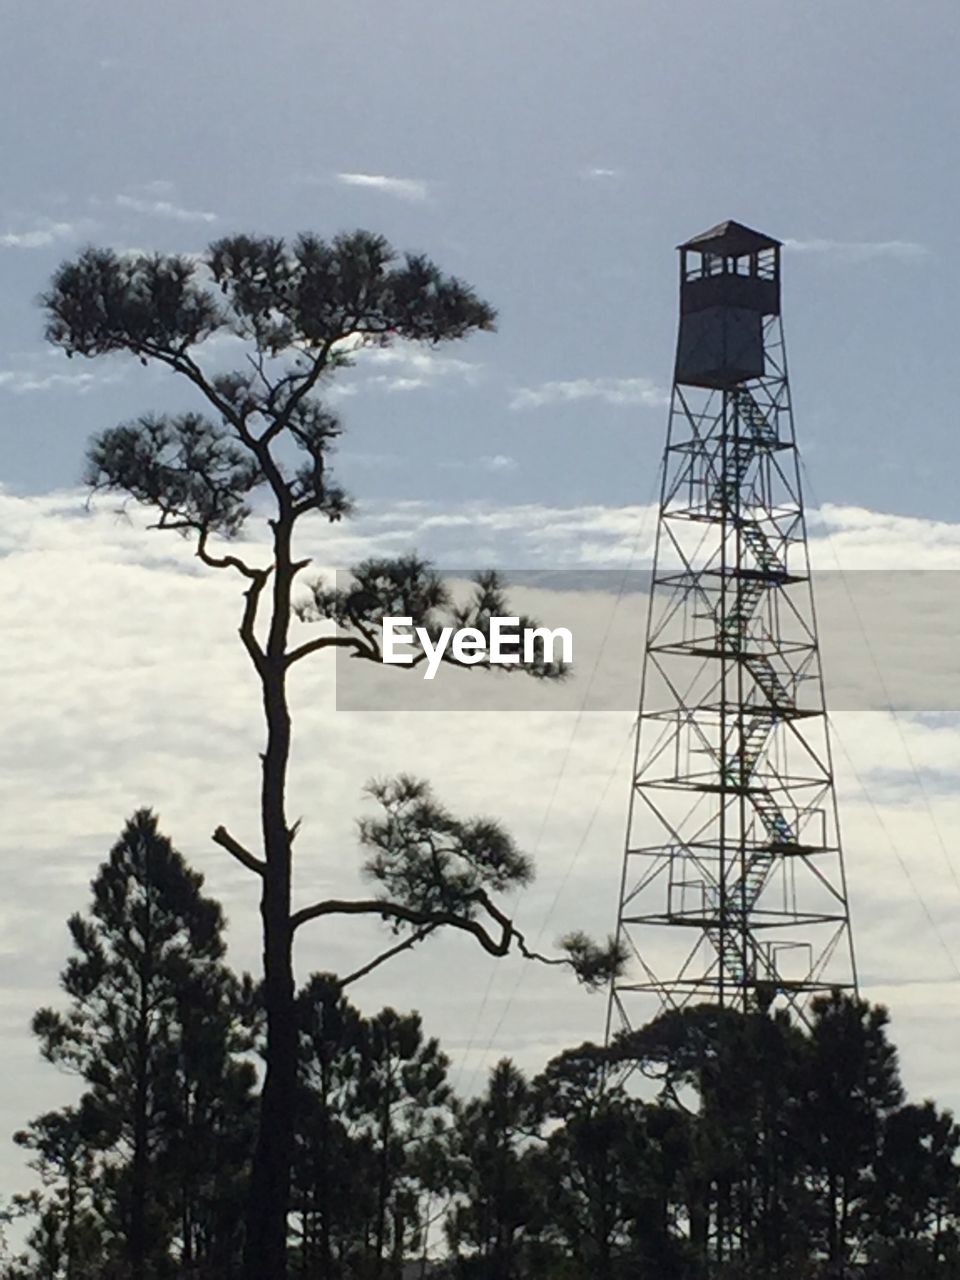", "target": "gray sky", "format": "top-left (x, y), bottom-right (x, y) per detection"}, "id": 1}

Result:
top-left (3, 0), bottom-right (960, 1233)
top-left (0, 0), bottom-right (957, 513)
